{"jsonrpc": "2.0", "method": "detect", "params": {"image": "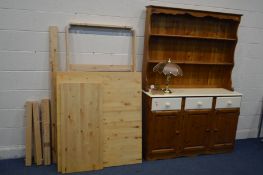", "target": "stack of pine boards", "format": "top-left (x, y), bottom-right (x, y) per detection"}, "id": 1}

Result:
top-left (56, 72), bottom-right (142, 173)
top-left (25, 99), bottom-right (51, 166)
top-left (47, 25), bottom-right (142, 173)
